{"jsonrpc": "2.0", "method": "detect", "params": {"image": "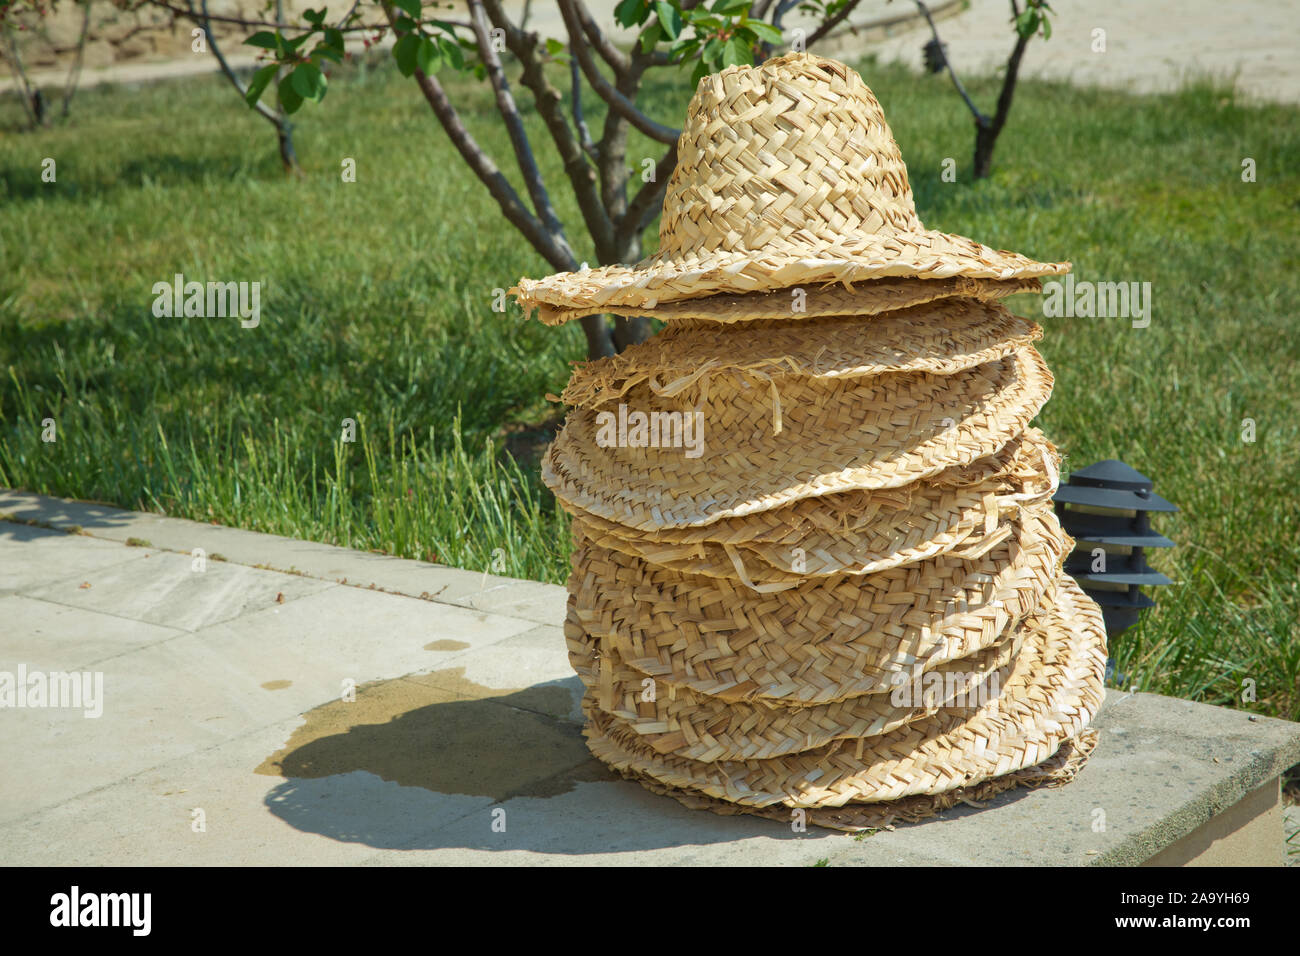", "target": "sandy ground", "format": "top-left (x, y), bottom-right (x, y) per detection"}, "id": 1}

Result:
top-left (867, 0), bottom-right (1300, 103)
top-left (8, 0), bottom-right (1296, 103)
